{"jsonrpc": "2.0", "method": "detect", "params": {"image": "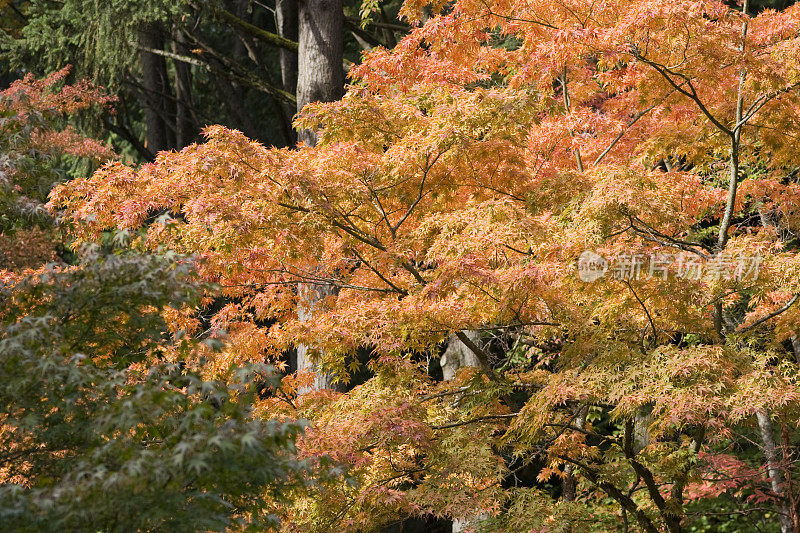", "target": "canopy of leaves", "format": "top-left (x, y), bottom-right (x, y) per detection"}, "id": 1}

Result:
top-left (0, 69), bottom-right (319, 532)
top-left (42, 0), bottom-right (800, 531)
top-left (0, 243), bottom-right (311, 532)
